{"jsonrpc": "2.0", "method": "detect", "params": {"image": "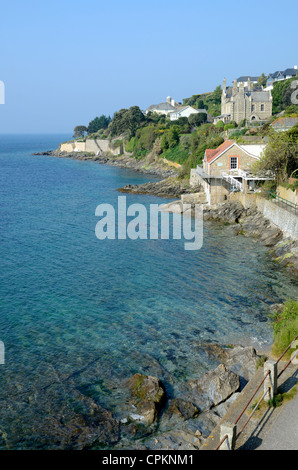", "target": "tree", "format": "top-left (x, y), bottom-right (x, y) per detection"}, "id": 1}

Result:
top-left (271, 77), bottom-right (297, 114)
top-left (253, 127), bottom-right (298, 183)
top-left (109, 106), bottom-right (146, 137)
top-left (257, 73), bottom-right (267, 87)
top-left (87, 115), bottom-right (111, 134)
top-left (215, 120), bottom-right (224, 129)
top-left (197, 99), bottom-right (206, 110)
top-left (73, 125), bottom-right (87, 138)
top-left (212, 86), bottom-right (222, 105)
top-left (188, 112), bottom-right (207, 127)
